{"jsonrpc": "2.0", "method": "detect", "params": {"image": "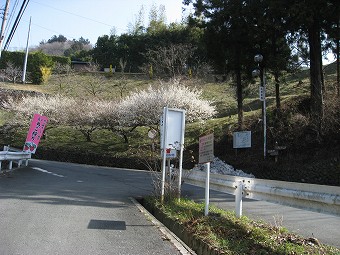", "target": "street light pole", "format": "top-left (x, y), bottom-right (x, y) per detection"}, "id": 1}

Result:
top-left (253, 54), bottom-right (267, 159)
top-left (261, 67), bottom-right (267, 159)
